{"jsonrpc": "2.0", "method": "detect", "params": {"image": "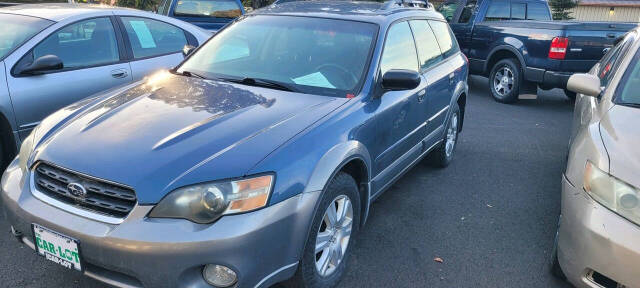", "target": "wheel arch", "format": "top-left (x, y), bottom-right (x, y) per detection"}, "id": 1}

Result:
top-left (484, 45), bottom-right (525, 75)
top-left (0, 111), bottom-right (17, 163)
